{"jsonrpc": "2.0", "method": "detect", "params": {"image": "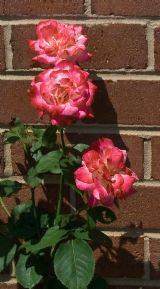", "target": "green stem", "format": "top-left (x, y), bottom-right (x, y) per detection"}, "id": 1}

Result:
top-left (56, 128), bottom-right (66, 219)
top-left (56, 173), bottom-right (64, 219)
top-left (0, 197), bottom-right (11, 217)
top-left (31, 188), bottom-right (40, 238)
